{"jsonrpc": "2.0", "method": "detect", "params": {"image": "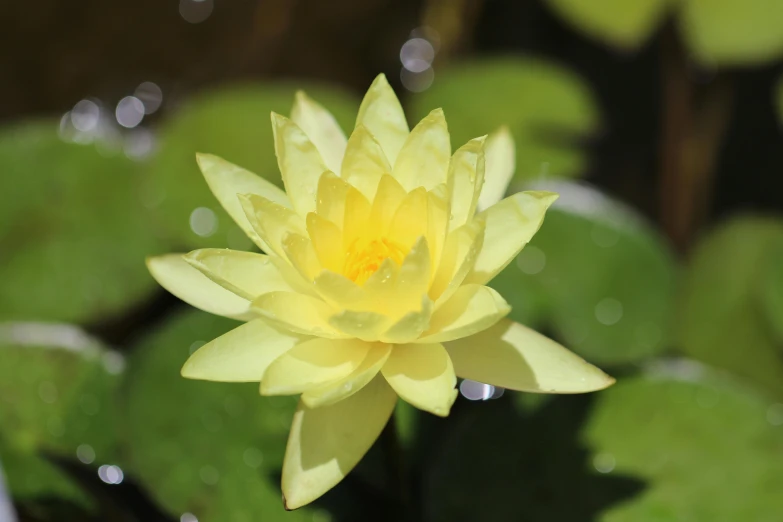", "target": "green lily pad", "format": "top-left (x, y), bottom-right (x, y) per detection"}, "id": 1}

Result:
top-left (493, 181), bottom-right (677, 365)
top-left (584, 361), bottom-right (783, 521)
top-left (121, 310), bottom-right (322, 522)
top-left (679, 0), bottom-right (783, 66)
top-left (0, 122), bottom-right (165, 323)
top-left (145, 84), bottom-right (359, 250)
top-left (408, 58), bottom-right (600, 182)
top-left (678, 215), bottom-right (783, 397)
top-left (0, 323), bottom-right (122, 509)
top-left (544, 0), bottom-right (671, 50)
